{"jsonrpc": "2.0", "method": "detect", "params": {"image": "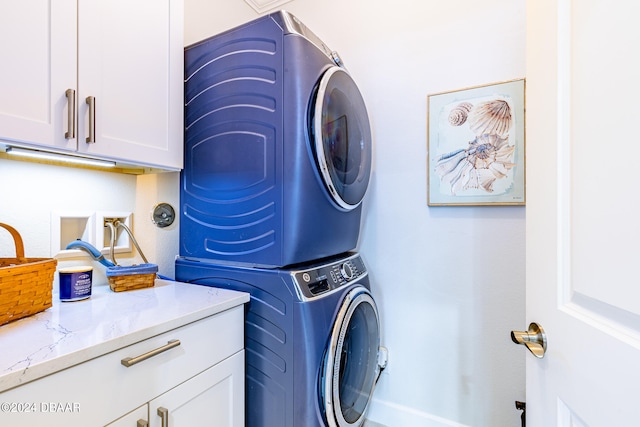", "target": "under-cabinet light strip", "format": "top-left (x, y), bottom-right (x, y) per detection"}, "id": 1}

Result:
top-left (5, 146), bottom-right (116, 168)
